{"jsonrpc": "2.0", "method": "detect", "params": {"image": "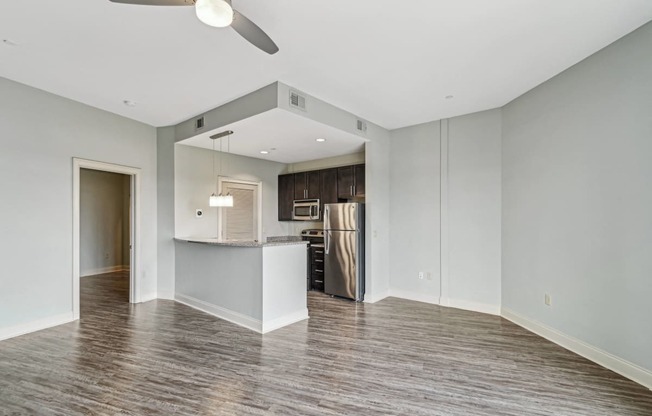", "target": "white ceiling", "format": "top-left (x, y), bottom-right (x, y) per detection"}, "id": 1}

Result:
top-left (178, 108), bottom-right (367, 164)
top-left (1, 1), bottom-right (651, 130)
